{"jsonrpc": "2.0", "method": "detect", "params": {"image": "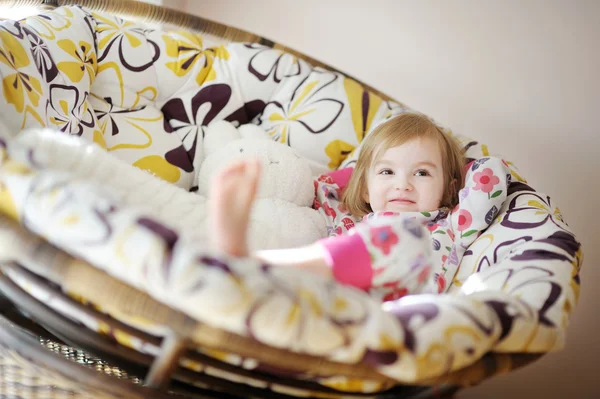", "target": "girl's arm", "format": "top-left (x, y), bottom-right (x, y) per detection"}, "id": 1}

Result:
top-left (255, 215), bottom-right (432, 296)
top-left (254, 228), bottom-right (377, 288)
top-left (254, 244), bottom-right (332, 278)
